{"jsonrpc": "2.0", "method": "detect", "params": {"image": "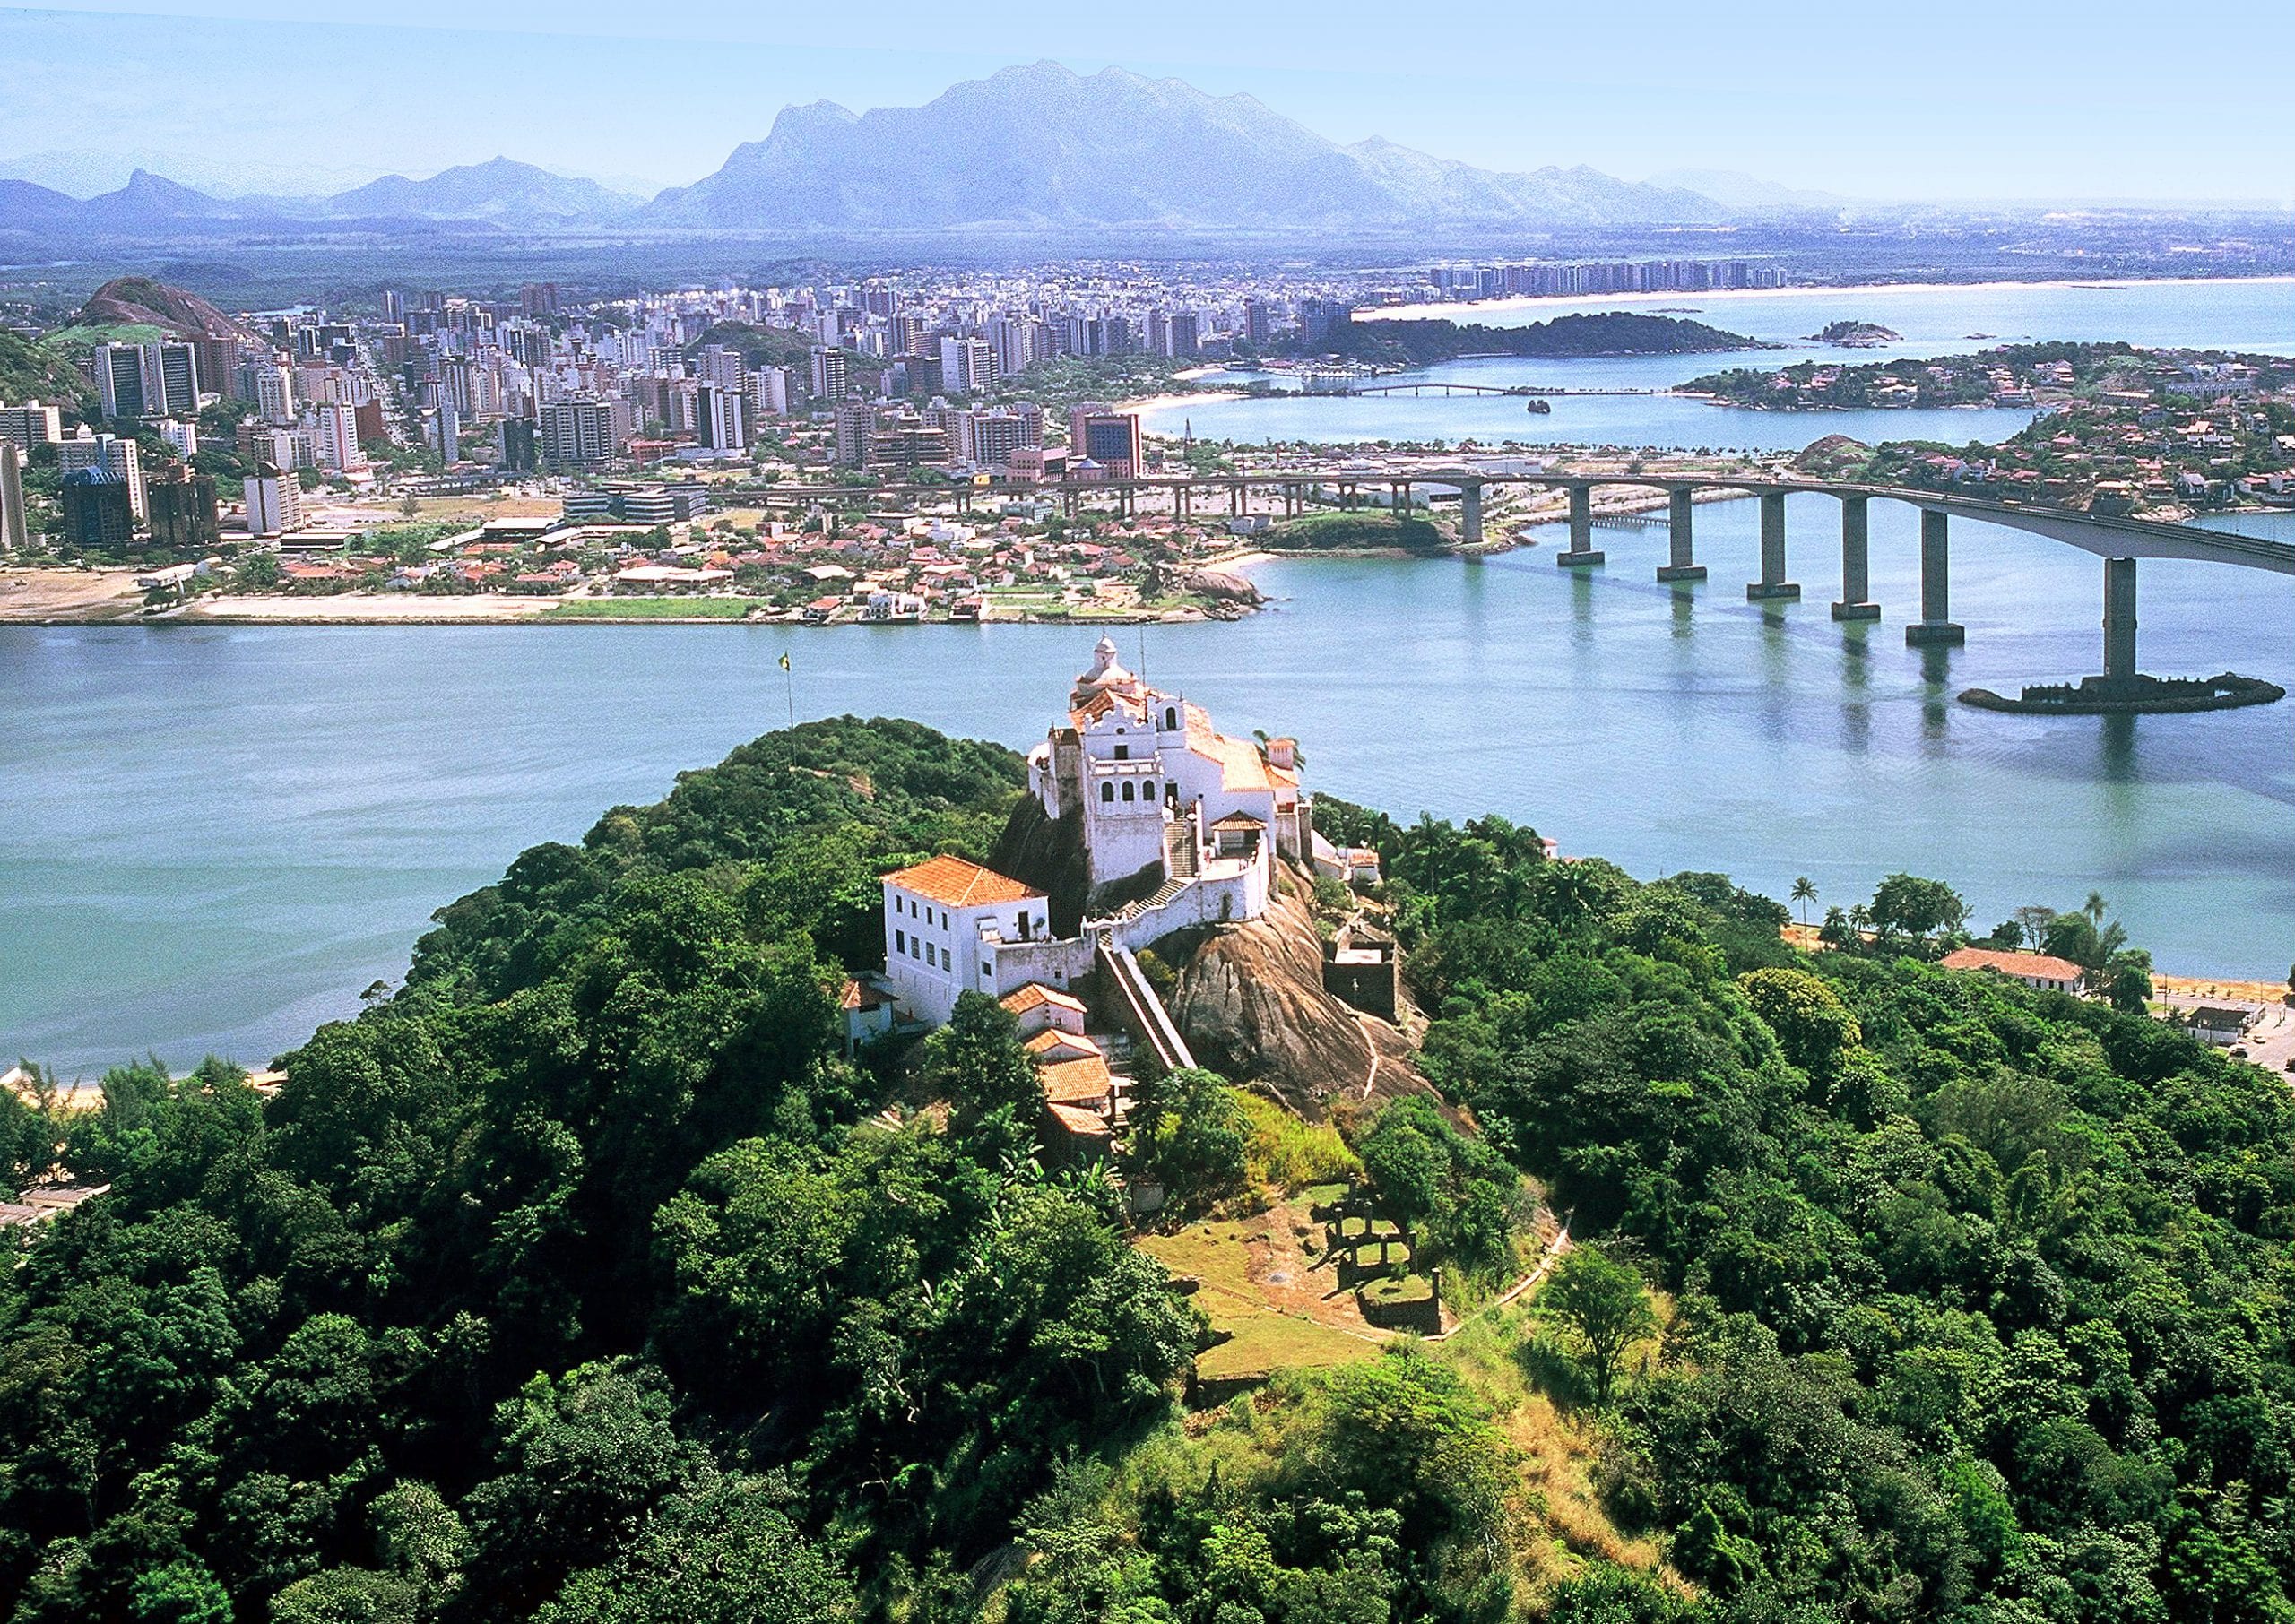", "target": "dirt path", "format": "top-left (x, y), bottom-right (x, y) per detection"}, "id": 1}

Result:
top-left (1428, 1223), bottom-right (1573, 1342)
